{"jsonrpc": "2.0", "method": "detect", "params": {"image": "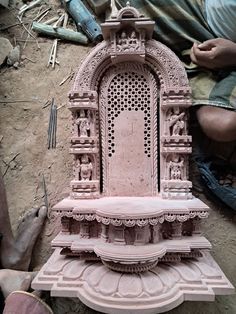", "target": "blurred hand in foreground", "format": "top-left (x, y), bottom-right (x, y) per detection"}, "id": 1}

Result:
top-left (190, 38), bottom-right (236, 69)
